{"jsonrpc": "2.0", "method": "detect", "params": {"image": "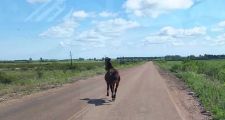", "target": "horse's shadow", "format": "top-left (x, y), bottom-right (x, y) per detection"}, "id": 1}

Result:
top-left (80, 98), bottom-right (112, 106)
